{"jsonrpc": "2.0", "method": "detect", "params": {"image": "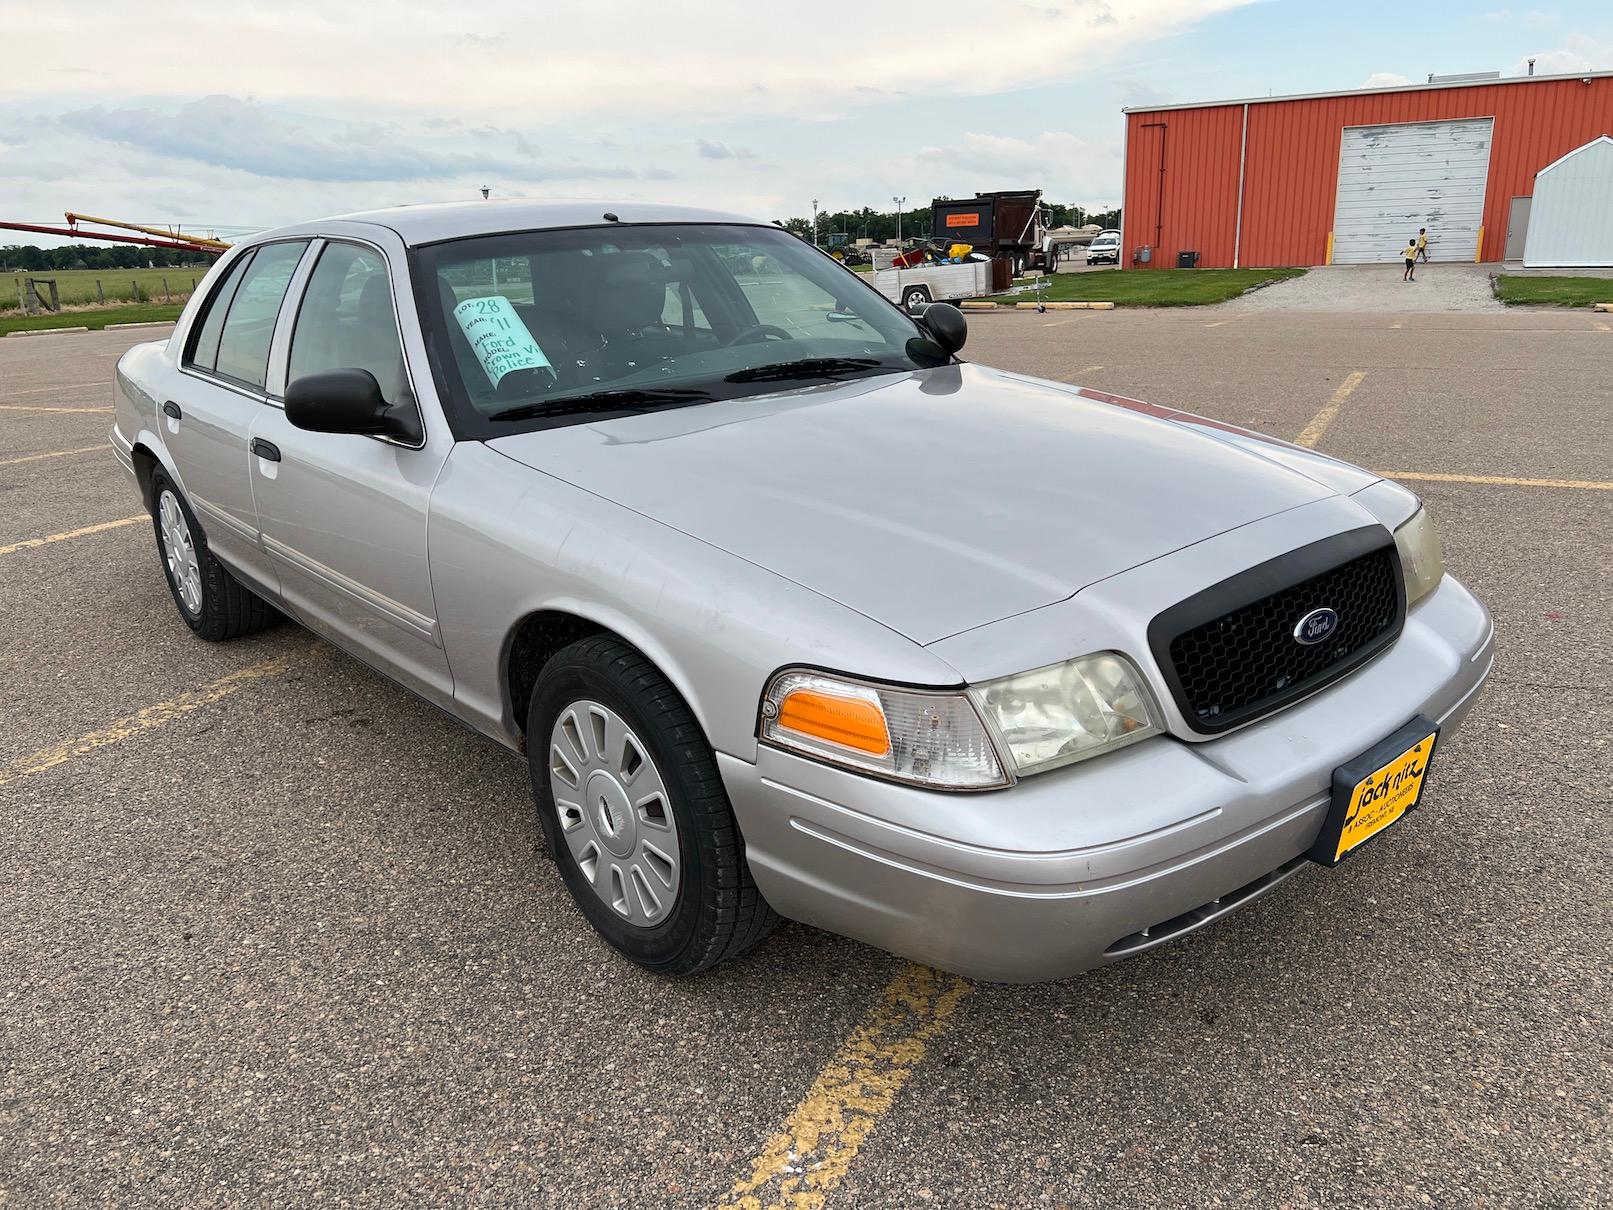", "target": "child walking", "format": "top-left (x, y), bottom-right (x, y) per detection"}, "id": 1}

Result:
top-left (1403, 238), bottom-right (1418, 282)
top-left (1417, 228), bottom-right (1430, 262)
